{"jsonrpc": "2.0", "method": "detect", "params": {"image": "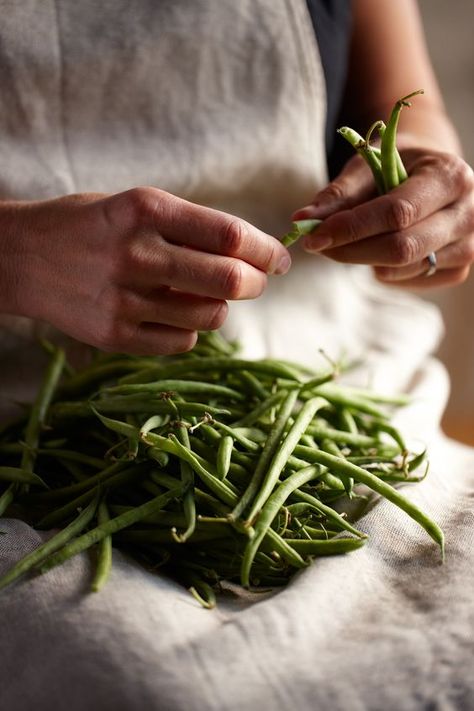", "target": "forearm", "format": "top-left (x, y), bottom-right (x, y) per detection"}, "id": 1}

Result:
top-left (342, 0), bottom-right (462, 155)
